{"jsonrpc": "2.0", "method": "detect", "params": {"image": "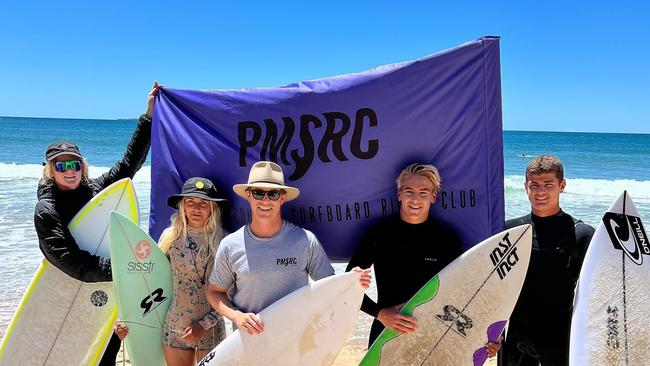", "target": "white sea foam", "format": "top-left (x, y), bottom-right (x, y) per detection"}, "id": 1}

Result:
top-left (3, 163), bottom-right (649, 201)
top-left (504, 175), bottom-right (650, 201)
top-left (0, 163), bottom-right (44, 179)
